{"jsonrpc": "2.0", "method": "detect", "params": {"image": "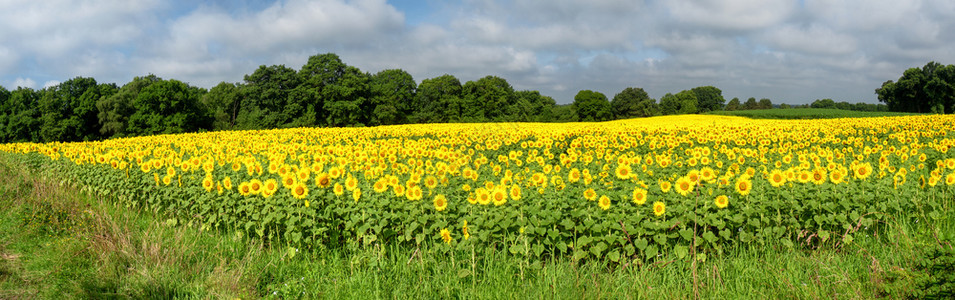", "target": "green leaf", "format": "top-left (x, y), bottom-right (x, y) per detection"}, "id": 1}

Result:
top-left (457, 269), bottom-right (471, 278)
top-left (635, 238), bottom-right (648, 250)
top-left (590, 242), bottom-right (607, 256)
top-left (653, 233), bottom-right (667, 245)
top-left (674, 245), bottom-right (688, 259)
top-left (678, 229), bottom-right (693, 241)
top-left (818, 230), bottom-right (830, 242)
top-left (608, 250), bottom-right (620, 262)
top-left (702, 231), bottom-right (717, 244)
